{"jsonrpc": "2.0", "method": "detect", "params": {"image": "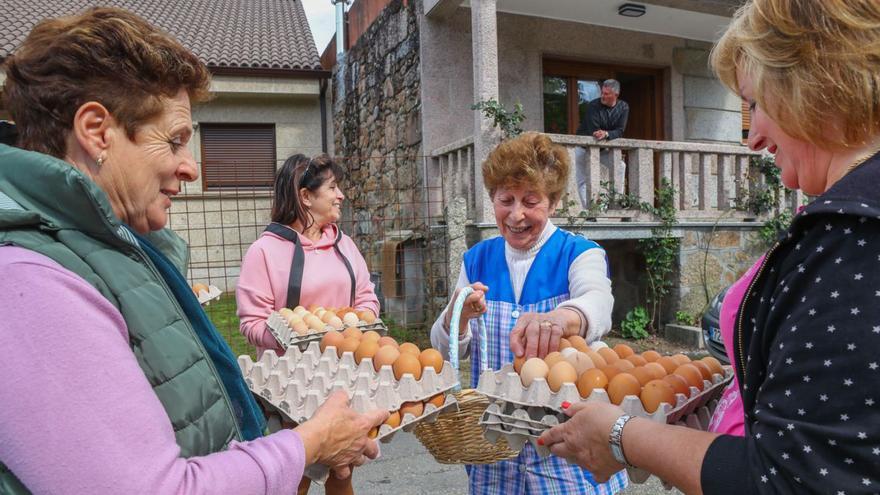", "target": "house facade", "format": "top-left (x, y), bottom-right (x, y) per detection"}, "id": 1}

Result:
top-left (0, 0), bottom-right (330, 289)
top-left (327, 0), bottom-right (794, 326)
